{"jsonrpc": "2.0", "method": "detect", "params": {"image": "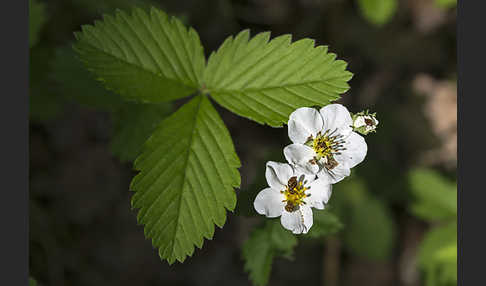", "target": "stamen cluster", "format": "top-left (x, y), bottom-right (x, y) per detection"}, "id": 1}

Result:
top-left (281, 176), bottom-right (310, 212)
